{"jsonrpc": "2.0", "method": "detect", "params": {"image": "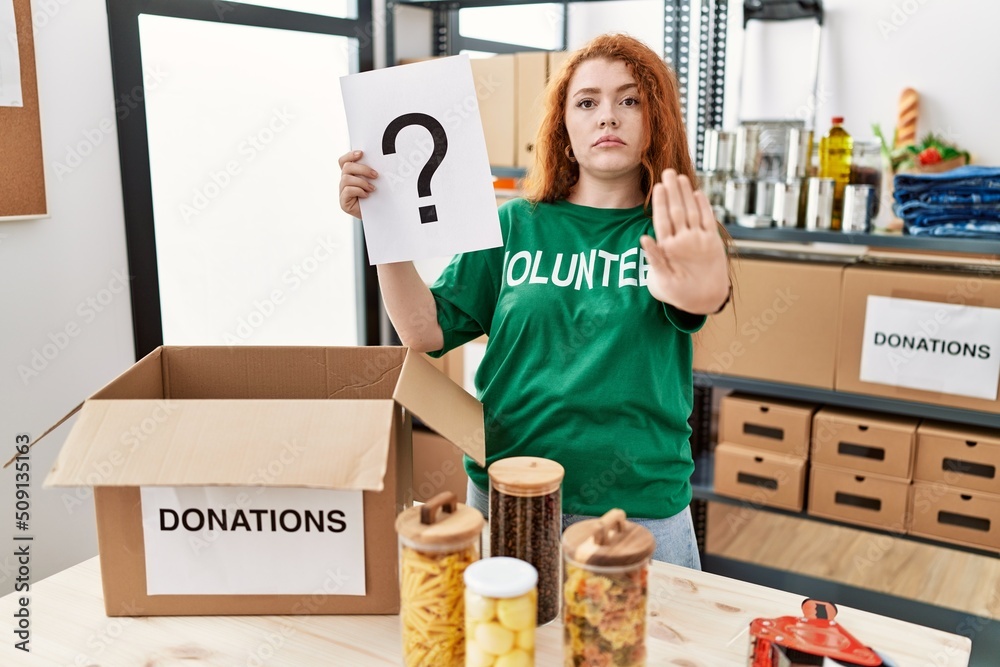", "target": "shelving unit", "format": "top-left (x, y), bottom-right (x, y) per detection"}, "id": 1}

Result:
top-left (690, 452), bottom-right (999, 559)
top-left (387, 2), bottom-right (999, 661)
top-left (725, 224), bottom-right (1000, 255)
top-left (694, 373), bottom-right (1000, 429)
